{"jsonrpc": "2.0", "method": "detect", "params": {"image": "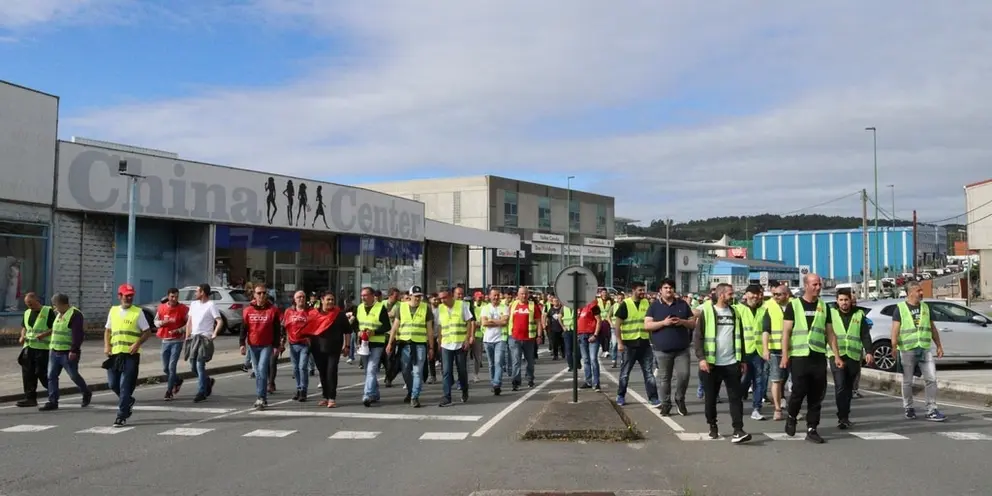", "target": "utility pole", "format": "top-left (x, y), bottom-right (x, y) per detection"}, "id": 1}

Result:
top-left (565, 175), bottom-right (575, 267)
top-left (888, 184), bottom-right (896, 228)
top-left (119, 159), bottom-right (144, 285)
top-left (664, 219), bottom-right (672, 278)
top-left (866, 126), bottom-right (880, 303)
top-left (862, 189), bottom-right (870, 300)
top-left (912, 210), bottom-right (918, 277)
